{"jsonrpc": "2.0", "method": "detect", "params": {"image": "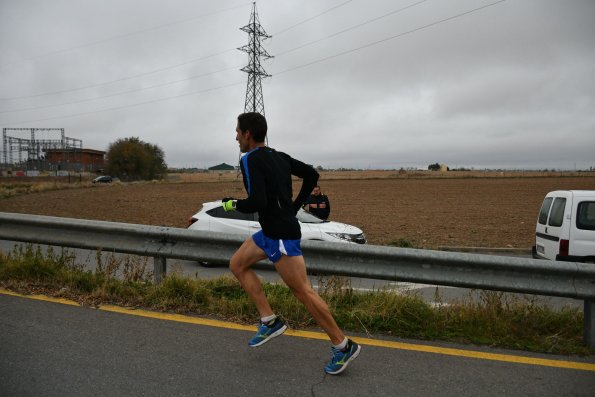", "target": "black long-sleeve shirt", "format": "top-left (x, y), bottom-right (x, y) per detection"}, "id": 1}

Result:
top-left (304, 194), bottom-right (331, 220)
top-left (236, 147), bottom-right (319, 239)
